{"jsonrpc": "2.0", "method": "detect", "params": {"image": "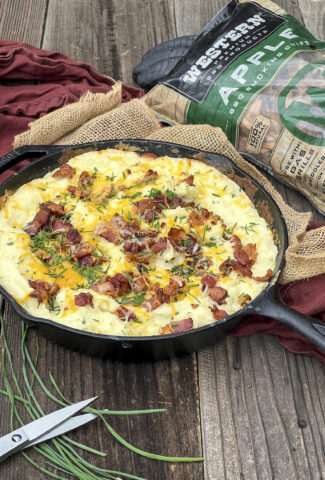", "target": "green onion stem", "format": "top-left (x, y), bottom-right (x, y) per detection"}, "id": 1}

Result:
top-left (0, 314), bottom-right (203, 480)
top-left (22, 452), bottom-right (67, 480)
top-left (99, 414), bottom-right (204, 463)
